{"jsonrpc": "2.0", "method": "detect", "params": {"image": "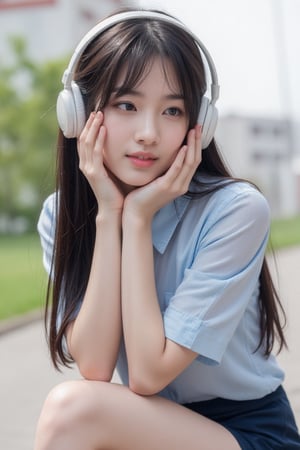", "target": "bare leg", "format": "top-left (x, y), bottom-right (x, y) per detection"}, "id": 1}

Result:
top-left (34, 379), bottom-right (241, 450)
